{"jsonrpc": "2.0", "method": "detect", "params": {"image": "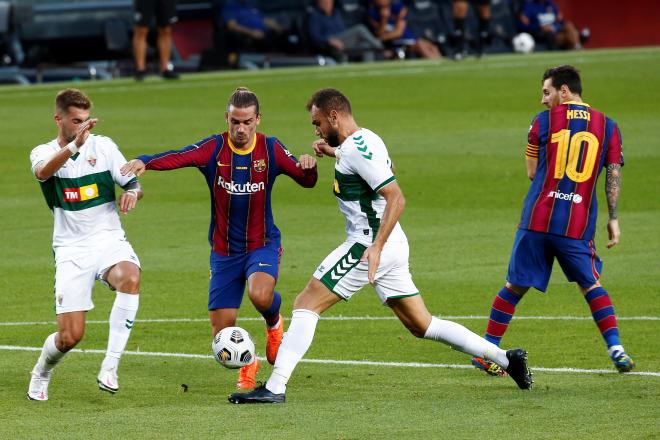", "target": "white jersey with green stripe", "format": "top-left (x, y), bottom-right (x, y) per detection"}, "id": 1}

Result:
top-left (333, 128), bottom-right (407, 246)
top-left (29, 135), bottom-right (137, 248)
